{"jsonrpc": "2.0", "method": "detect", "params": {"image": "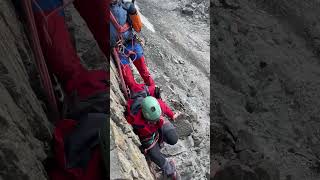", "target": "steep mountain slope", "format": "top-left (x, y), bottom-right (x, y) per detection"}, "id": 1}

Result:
top-left (0, 0), bottom-right (52, 179)
top-left (211, 0), bottom-right (320, 179)
top-left (136, 0), bottom-right (210, 179)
